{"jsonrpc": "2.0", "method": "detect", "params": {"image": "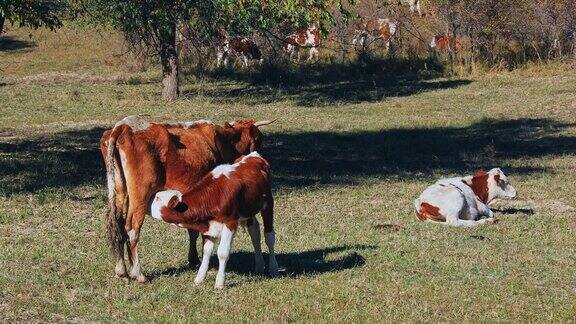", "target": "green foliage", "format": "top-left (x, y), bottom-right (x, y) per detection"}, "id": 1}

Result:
top-left (0, 0), bottom-right (66, 33)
